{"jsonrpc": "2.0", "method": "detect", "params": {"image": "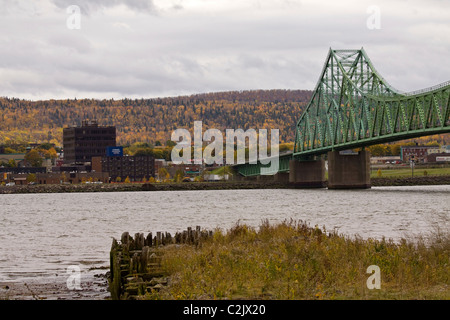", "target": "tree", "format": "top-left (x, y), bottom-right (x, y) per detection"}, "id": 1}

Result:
top-left (116, 176), bottom-right (122, 183)
top-left (220, 166), bottom-right (234, 180)
top-left (8, 159), bottom-right (17, 168)
top-left (124, 176), bottom-right (131, 183)
top-left (158, 167), bottom-right (169, 182)
top-left (26, 173), bottom-right (36, 184)
top-left (152, 149), bottom-right (164, 159)
top-left (174, 169), bottom-right (184, 183)
top-left (41, 147), bottom-right (57, 160)
top-left (390, 144), bottom-right (401, 156)
top-left (166, 140), bottom-right (176, 147)
top-left (368, 144), bottom-right (388, 157)
top-left (194, 175), bottom-right (204, 182)
top-left (4, 147), bottom-right (17, 154)
top-left (134, 148), bottom-right (152, 156)
top-left (377, 169), bottom-right (382, 177)
top-left (25, 149), bottom-right (43, 167)
top-left (38, 143), bottom-right (54, 150)
top-left (426, 141), bottom-right (440, 147)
